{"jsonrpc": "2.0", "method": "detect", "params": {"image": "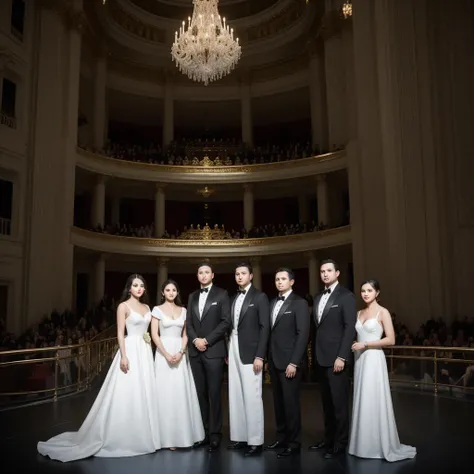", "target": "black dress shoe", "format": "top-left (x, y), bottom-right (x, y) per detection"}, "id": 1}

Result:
top-left (193, 437), bottom-right (209, 448)
top-left (324, 446), bottom-right (345, 459)
top-left (264, 440), bottom-right (287, 450)
top-left (244, 445), bottom-right (262, 457)
top-left (208, 440), bottom-right (220, 453)
top-left (227, 442), bottom-right (247, 450)
top-left (309, 441), bottom-right (327, 450)
top-left (277, 446), bottom-right (301, 459)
